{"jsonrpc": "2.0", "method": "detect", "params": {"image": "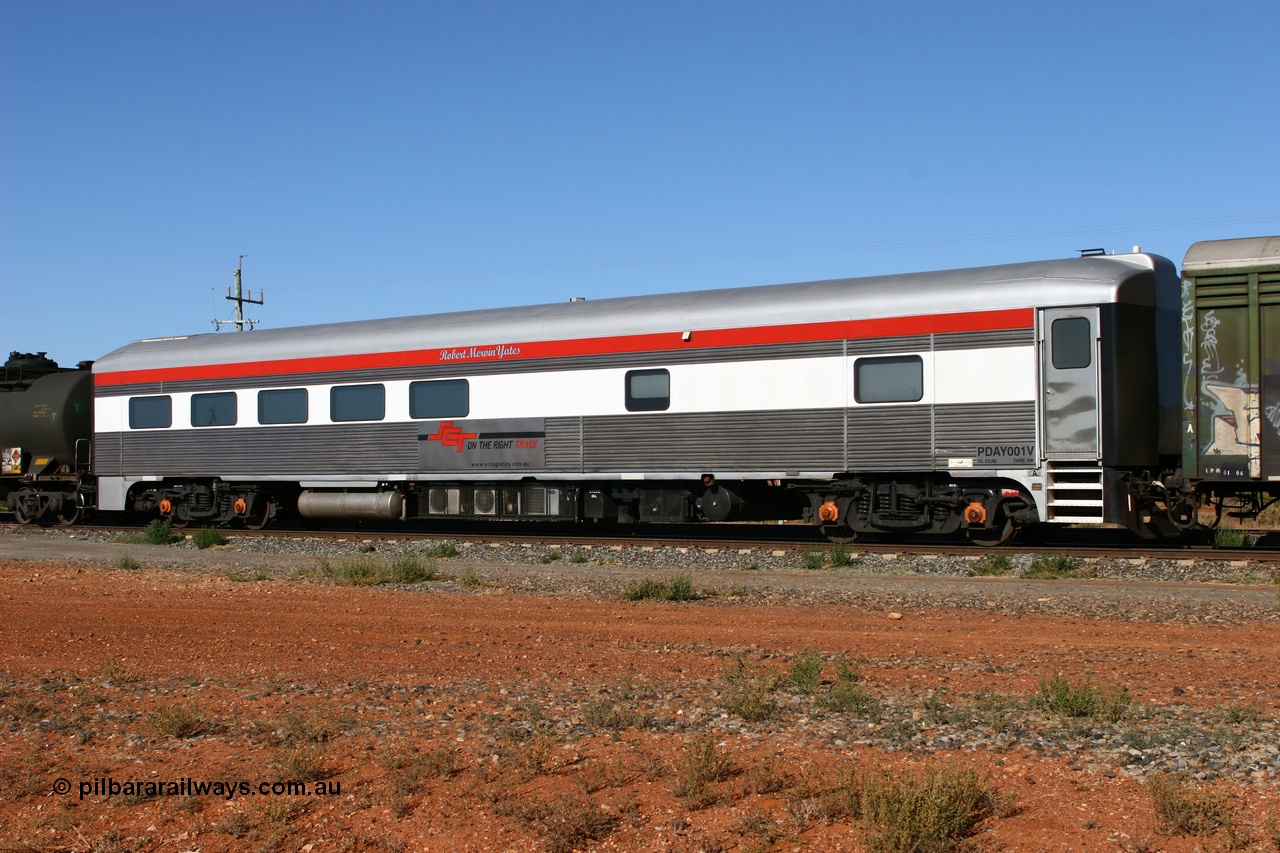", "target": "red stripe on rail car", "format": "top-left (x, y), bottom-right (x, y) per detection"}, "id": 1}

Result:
top-left (93, 307), bottom-right (1033, 387)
